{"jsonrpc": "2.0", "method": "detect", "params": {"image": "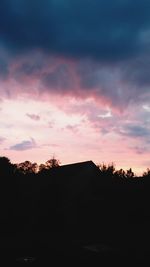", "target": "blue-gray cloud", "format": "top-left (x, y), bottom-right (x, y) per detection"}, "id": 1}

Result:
top-left (0, 0), bottom-right (150, 62)
top-left (120, 124), bottom-right (150, 138)
top-left (10, 138), bottom-right (37, 151)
